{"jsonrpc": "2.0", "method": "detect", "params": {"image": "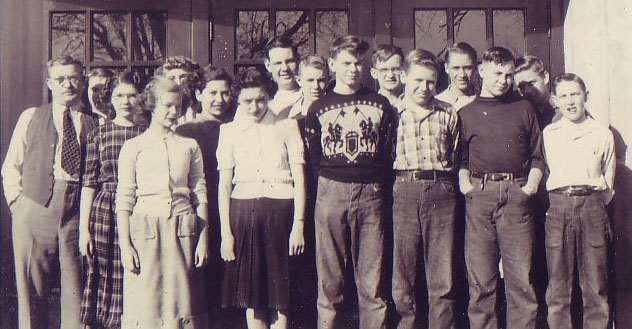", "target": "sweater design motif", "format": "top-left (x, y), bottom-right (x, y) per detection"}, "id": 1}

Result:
top-left (319, 101), bottom-right (382, 162)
